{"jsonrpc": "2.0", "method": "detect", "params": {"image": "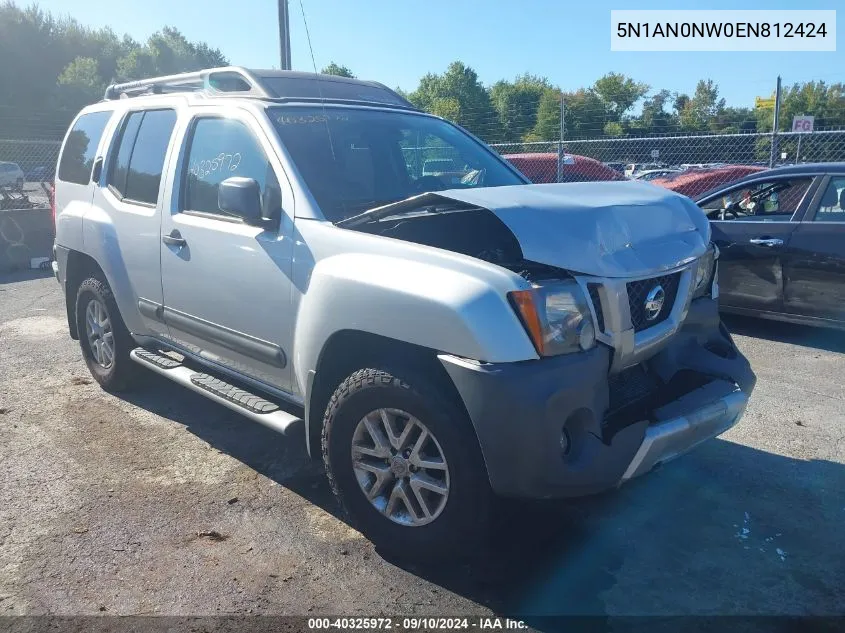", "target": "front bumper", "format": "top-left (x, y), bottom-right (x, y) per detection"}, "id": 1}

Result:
top-left (439, 296), bottom-right (755, 499)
